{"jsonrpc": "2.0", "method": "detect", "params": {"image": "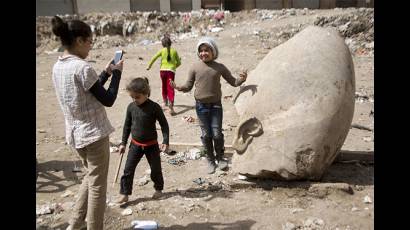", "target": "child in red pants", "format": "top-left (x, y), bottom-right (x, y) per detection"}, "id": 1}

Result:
top-left (147, 34), bottom-right (181, 115)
